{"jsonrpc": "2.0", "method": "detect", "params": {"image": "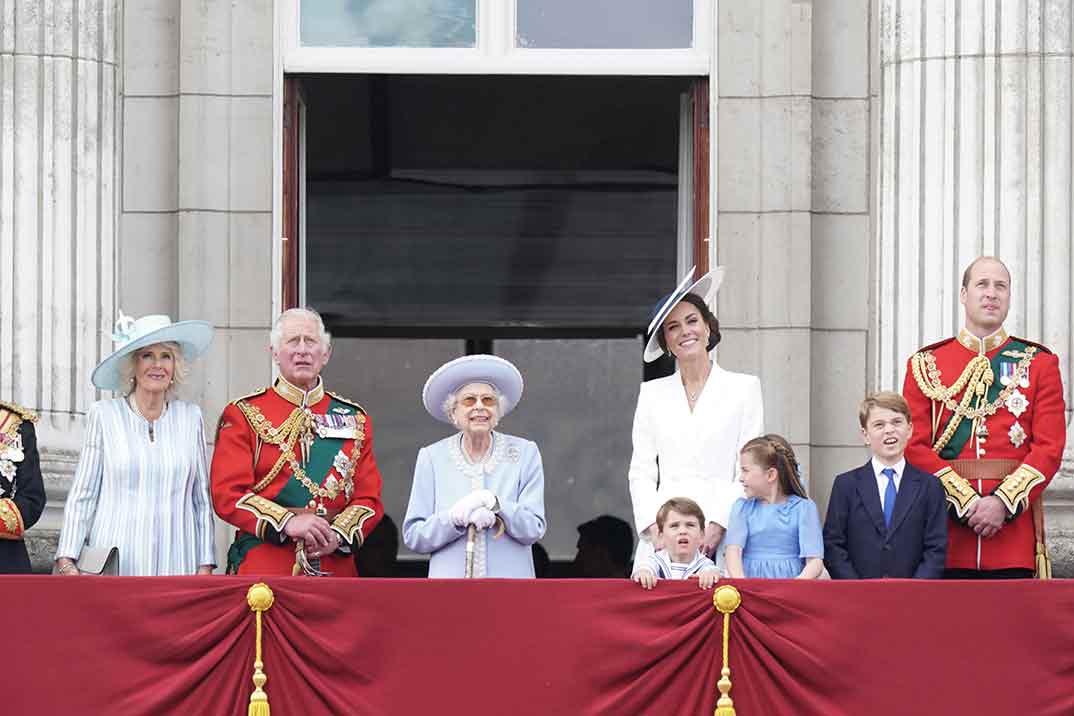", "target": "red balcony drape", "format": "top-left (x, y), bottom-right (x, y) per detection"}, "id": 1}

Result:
top-left (8, 576), bottom-right (1074, 715)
